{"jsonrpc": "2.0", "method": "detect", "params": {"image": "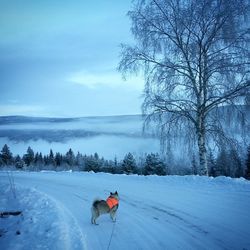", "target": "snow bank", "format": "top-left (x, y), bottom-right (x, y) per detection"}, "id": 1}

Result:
top-left (0, 181), bottom-right (86, 250)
